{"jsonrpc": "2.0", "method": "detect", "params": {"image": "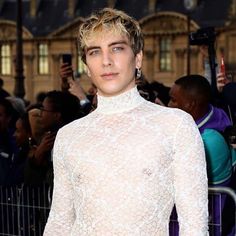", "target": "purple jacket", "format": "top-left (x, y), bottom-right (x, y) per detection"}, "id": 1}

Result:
top-left (196, 105), bottom-right (232, 134)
